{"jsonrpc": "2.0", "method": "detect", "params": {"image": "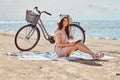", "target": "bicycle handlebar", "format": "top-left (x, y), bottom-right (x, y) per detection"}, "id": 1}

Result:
top-left (43, 11), bottom-right (52, 16)
top-left (34, 6), bottom-right (52, 16)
